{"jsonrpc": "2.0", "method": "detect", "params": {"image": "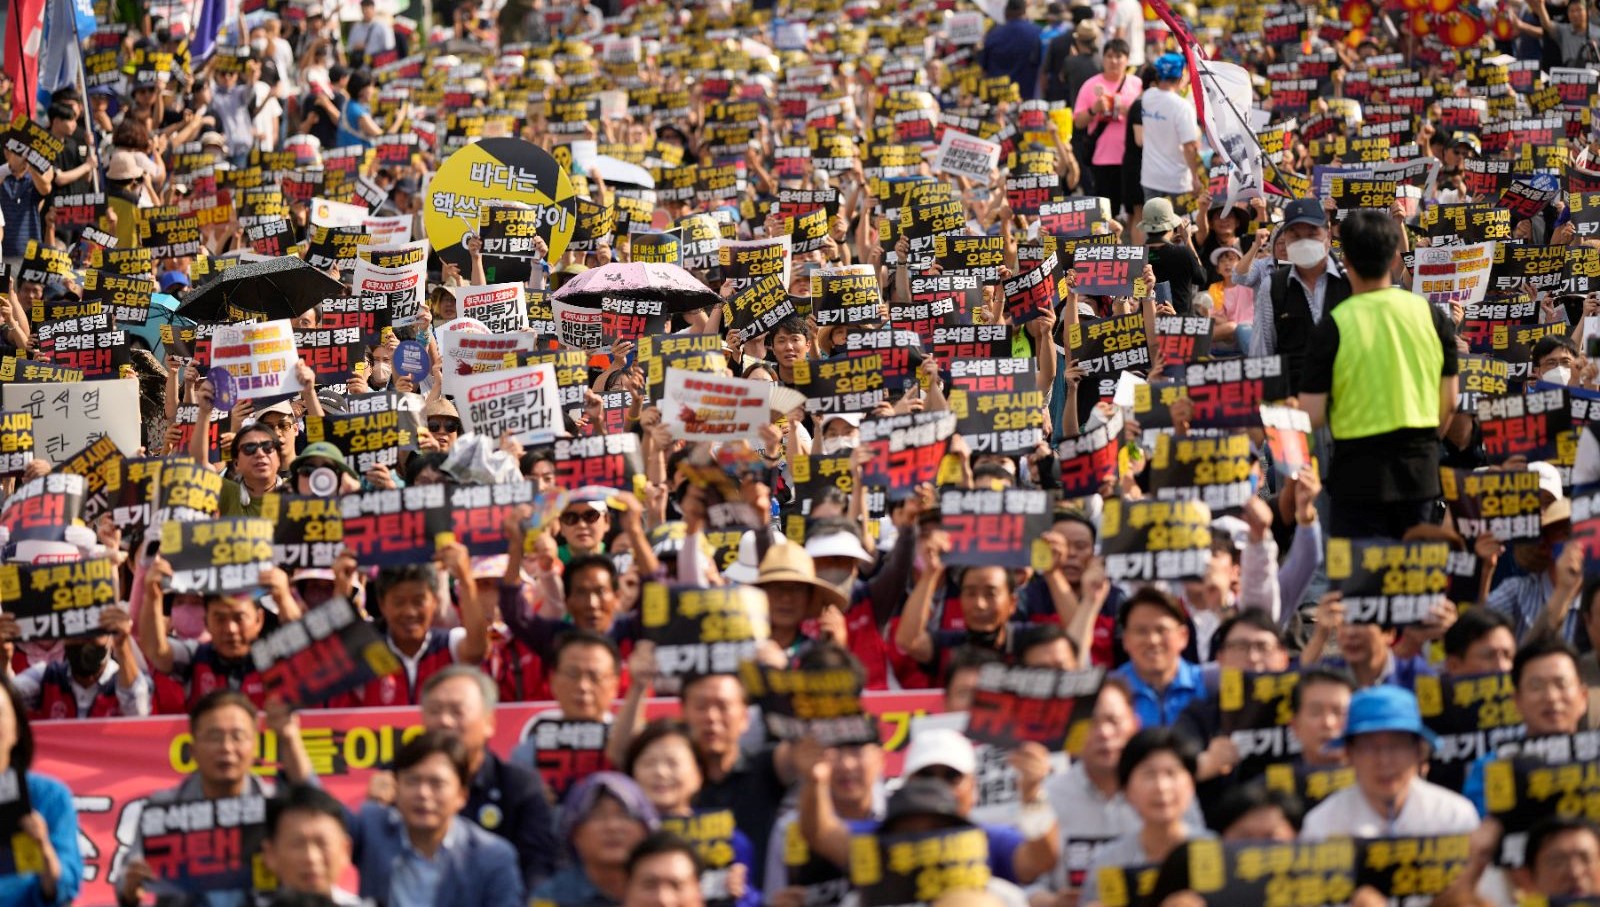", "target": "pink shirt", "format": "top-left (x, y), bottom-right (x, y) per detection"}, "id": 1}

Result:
top-left (1073, 72), bottom-right (1144, 166)
top-left (1221, 284), bottom-right (1255, 323)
